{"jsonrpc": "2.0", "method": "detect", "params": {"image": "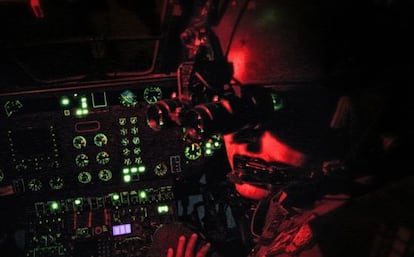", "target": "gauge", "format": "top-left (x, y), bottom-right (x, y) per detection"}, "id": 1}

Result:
top-left (75, 154), bottom-right (89, 167)
top-left (73, 136), bottom-right (87, 149)
top-left (96, 151), bottom-right (110, 165)
top-left (28, 179), bottom-right (42, 191)
top-left (94, 133), bottom-right (108, 147)
top-left (124, 158), bottom-right (132, 165)
top-left (120, 128), bottom-right (128, 136)
top-left (49, 177), bottom-right (64, 190)
top-left (184, 143), bottom-right (202, 160)
top-left (143, 86), bottom-right (162, 104)
top-left (119, 90), bottom-right (137, 107)
top-left (132, 137), bottom-right (140, 145)
top-left (121, 138), bottom-right (129, 146)
top-left (0, 169), bottom-right (4, 182)
top-left (130, 117), bottom-right (138, 124)
top-left (78, 172), bottom-right (92, 184)
top-left (122, 148), bottom-right (131, 156)
top-left (131, 127), bottom-right (139, 135)
top-left (119, 118), bottom-right (127, 126)
top-left (154, 162), bottom-right (168, 176)
top-left (134, 157), bottom-right (143, 164)
top-left (98, 169), bottom-right (112, 181)
top-left (133, 147), bottom-right (141, 155)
